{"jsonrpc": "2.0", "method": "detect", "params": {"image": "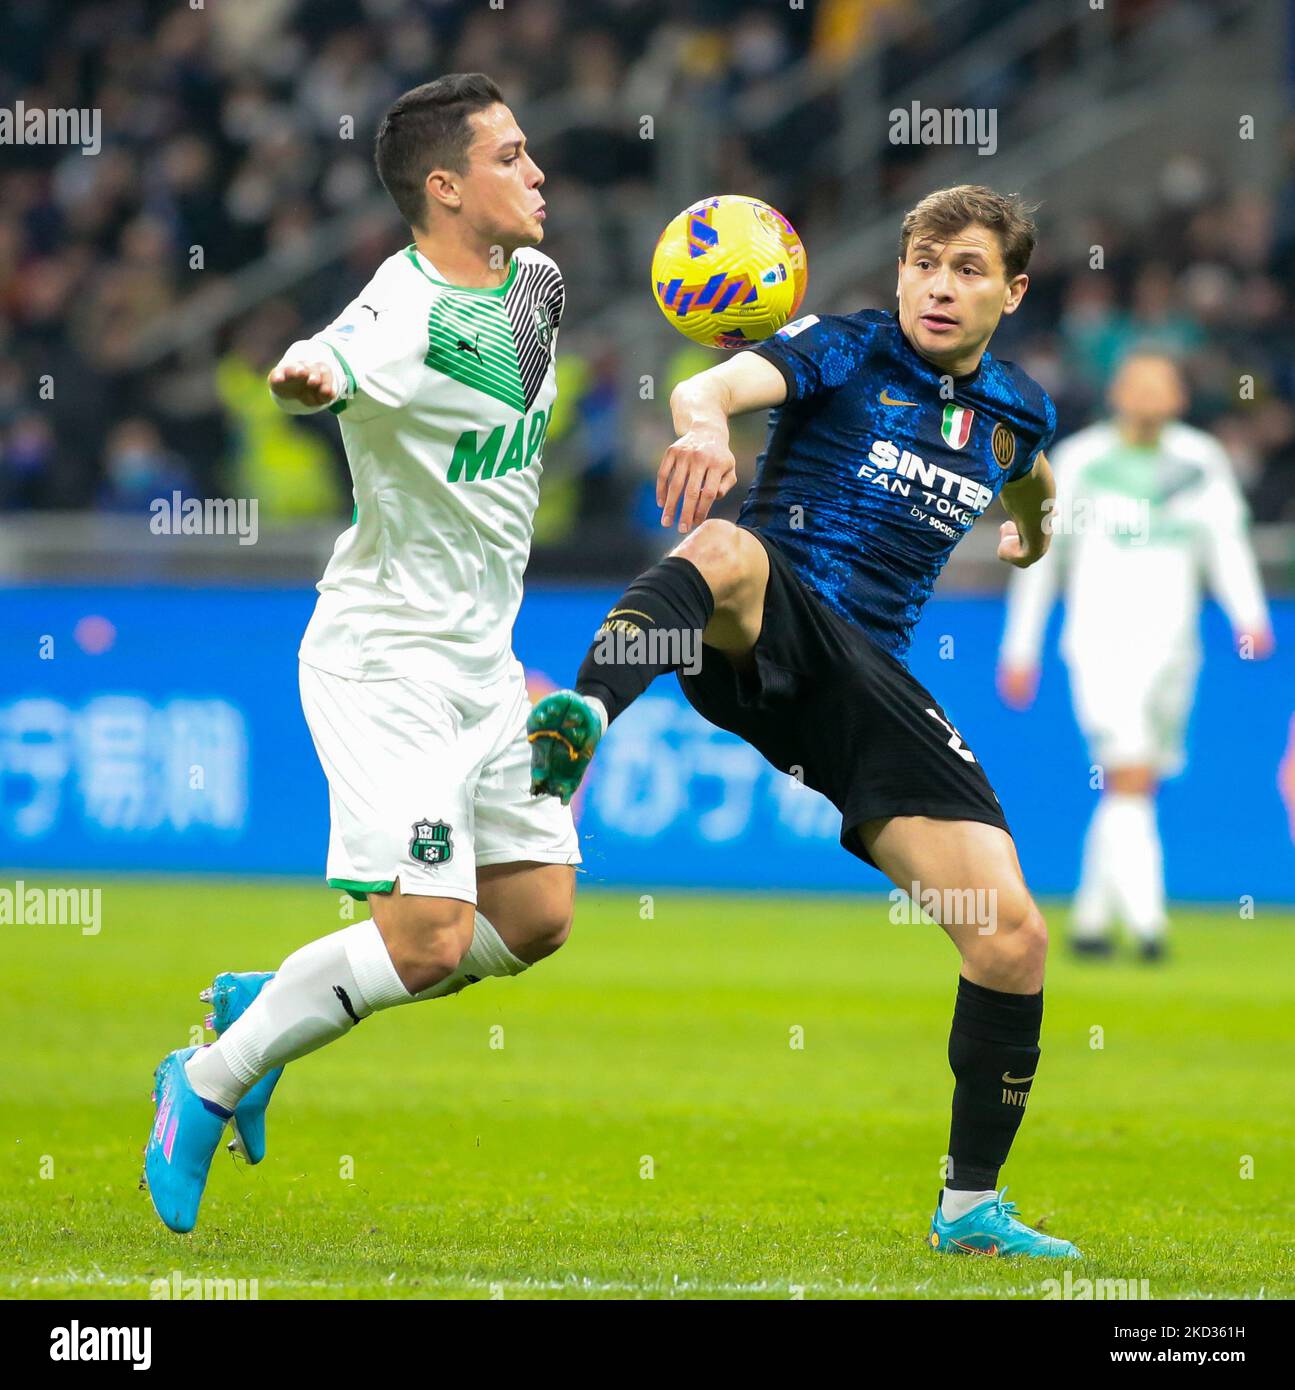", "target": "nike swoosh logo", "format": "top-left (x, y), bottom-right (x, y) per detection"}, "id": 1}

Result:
top-left (1002, 1072), bottom-right (1036, 1085)
top-left (879, 389), bottom-right (918, 407)
top-left (951, 1238), bottom-right (999, 1256)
